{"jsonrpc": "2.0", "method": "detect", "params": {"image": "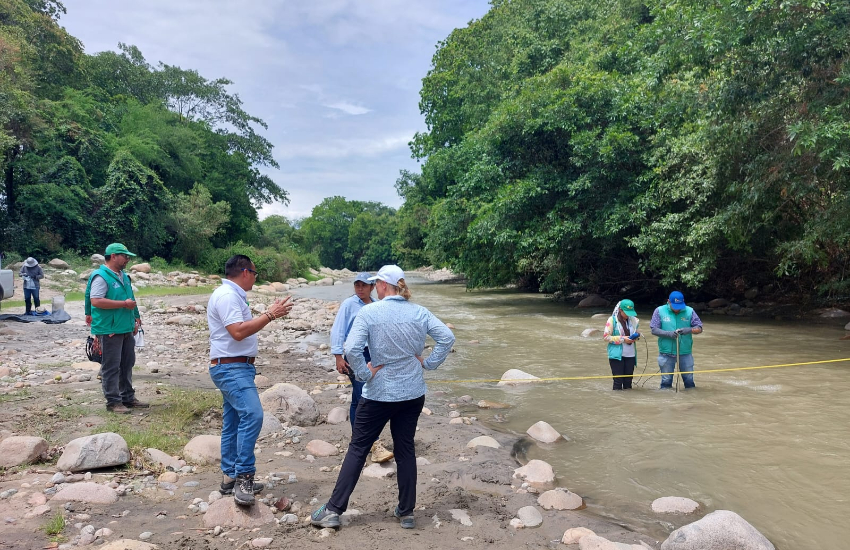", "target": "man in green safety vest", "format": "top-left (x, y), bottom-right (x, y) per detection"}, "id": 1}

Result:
top-left (85, 243), bottom-right (148, 413)
top-left (649, 291), bottom-right (704, 389)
